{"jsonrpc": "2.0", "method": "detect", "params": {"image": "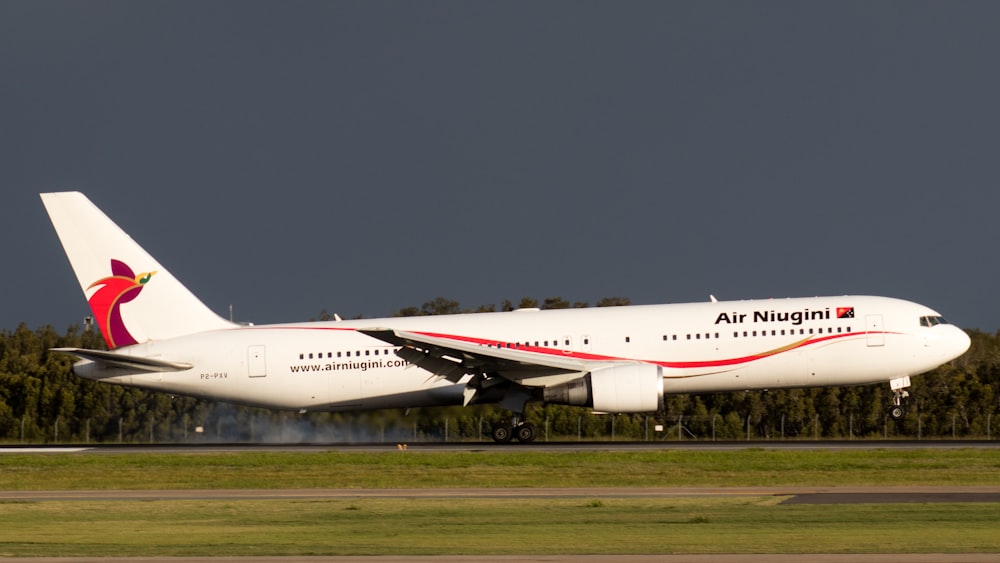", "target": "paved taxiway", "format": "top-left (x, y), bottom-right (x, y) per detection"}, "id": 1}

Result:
top-left (3, 485), bottom-right (1000, 504)
top-left (6, 556), bottom-right (1000, 563)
